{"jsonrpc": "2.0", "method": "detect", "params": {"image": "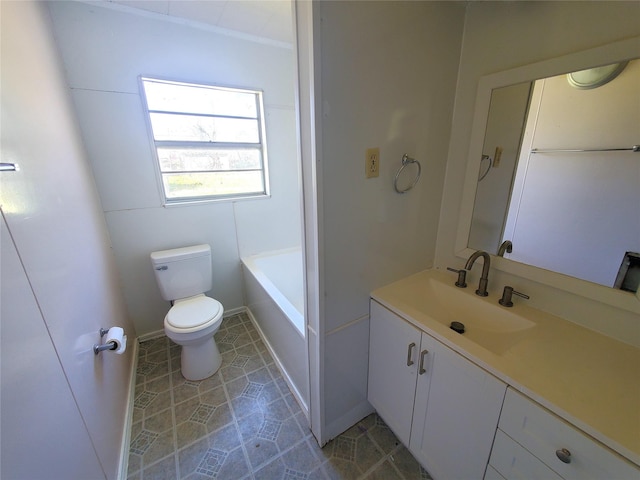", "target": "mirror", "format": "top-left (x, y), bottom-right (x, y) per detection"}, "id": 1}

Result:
top-left (456, 36), bottom-right (640, 309)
